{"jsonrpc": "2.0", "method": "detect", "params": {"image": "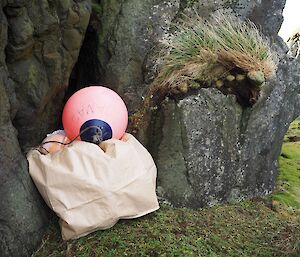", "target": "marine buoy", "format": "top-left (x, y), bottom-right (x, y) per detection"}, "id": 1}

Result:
top-left (62, 86), bottom-right (128, 144)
